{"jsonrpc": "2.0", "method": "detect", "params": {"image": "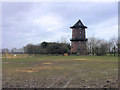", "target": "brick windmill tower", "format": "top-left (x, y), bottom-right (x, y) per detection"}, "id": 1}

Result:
top-left (70, 19), bottom-right (88, 55)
